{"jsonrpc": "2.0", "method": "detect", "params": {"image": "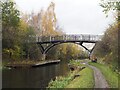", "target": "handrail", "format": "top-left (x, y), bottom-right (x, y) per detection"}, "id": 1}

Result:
top-left (35, 34), bottom-right (102, 42)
